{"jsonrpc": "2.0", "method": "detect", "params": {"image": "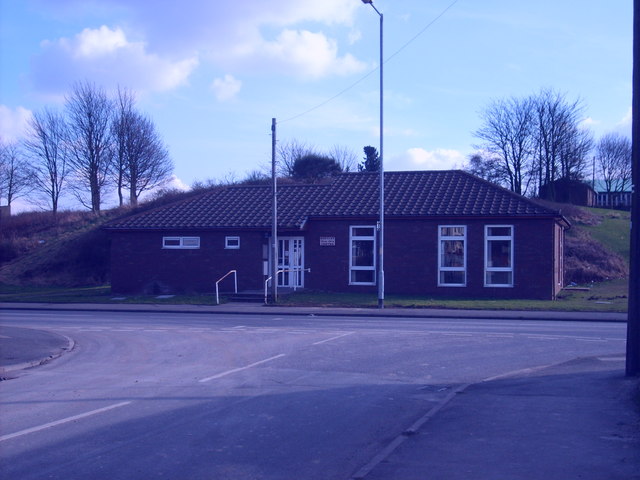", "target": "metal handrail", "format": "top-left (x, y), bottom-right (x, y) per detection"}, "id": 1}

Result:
top-left (215, 270), bottom-right (237, 305)
top-left (264, 268), bottom-right (310, 304)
